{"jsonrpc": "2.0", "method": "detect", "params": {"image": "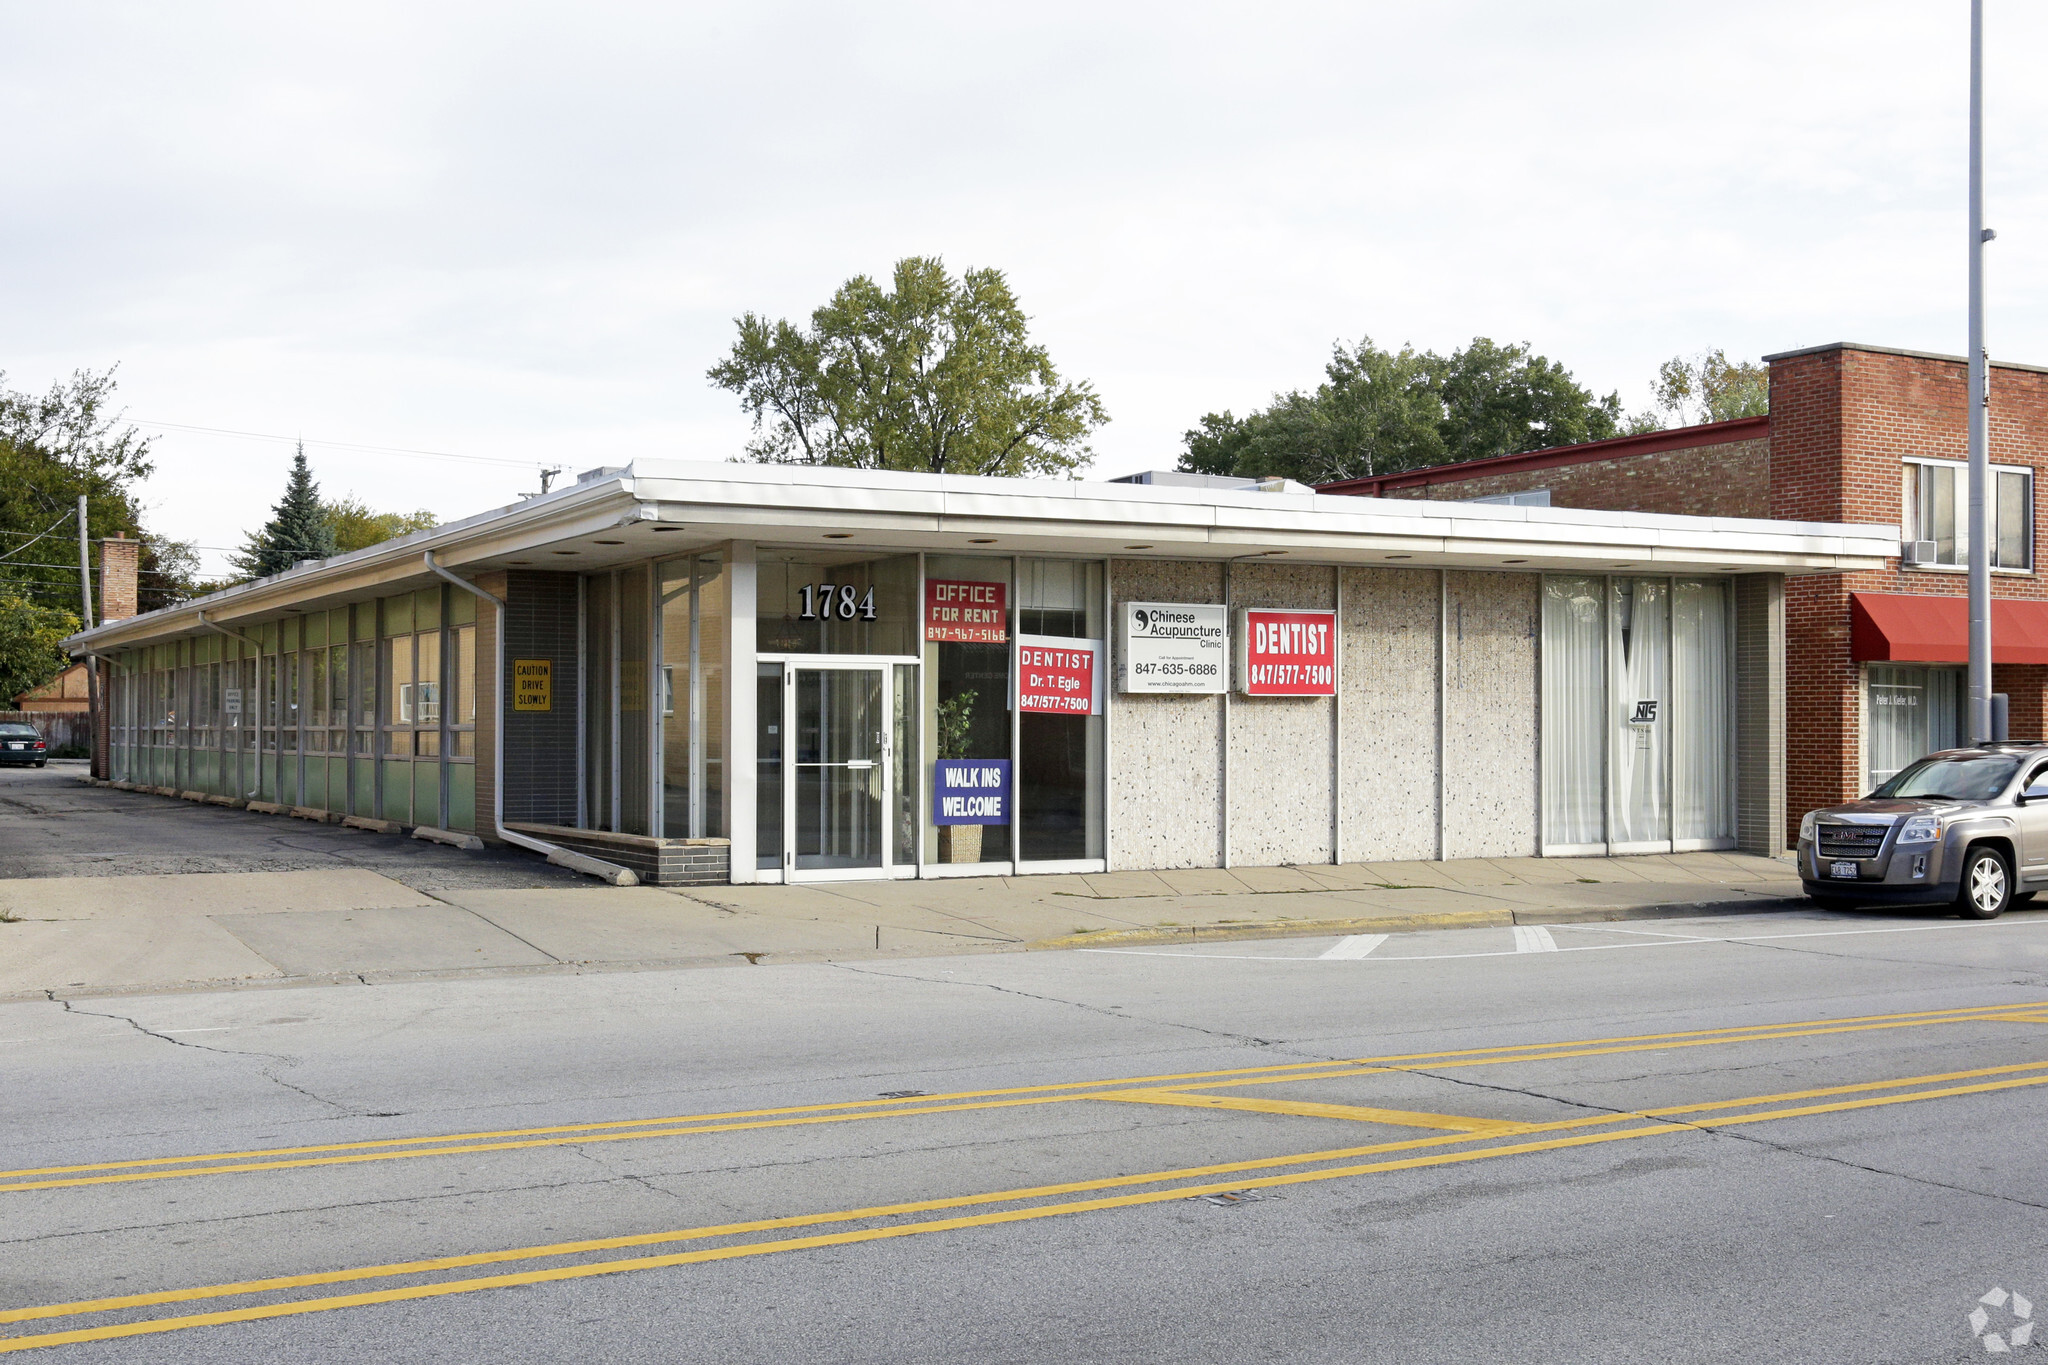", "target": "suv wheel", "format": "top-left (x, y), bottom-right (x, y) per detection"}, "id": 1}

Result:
top-left (1958, 845), bottom-right (2014, 920)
